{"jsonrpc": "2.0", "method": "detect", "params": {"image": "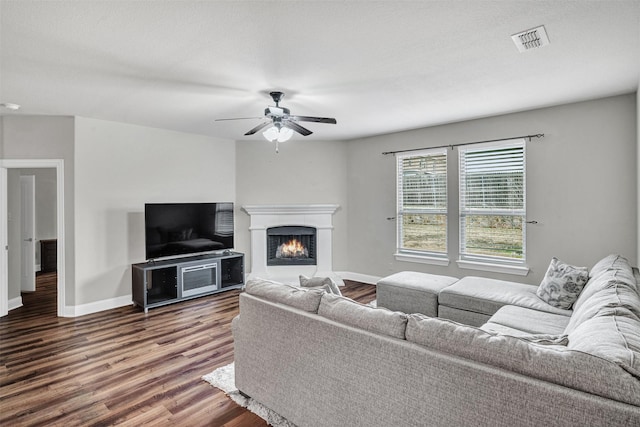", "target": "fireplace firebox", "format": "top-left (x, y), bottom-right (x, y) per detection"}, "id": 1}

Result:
top-left (267, 226), bottom-right (317, 266)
